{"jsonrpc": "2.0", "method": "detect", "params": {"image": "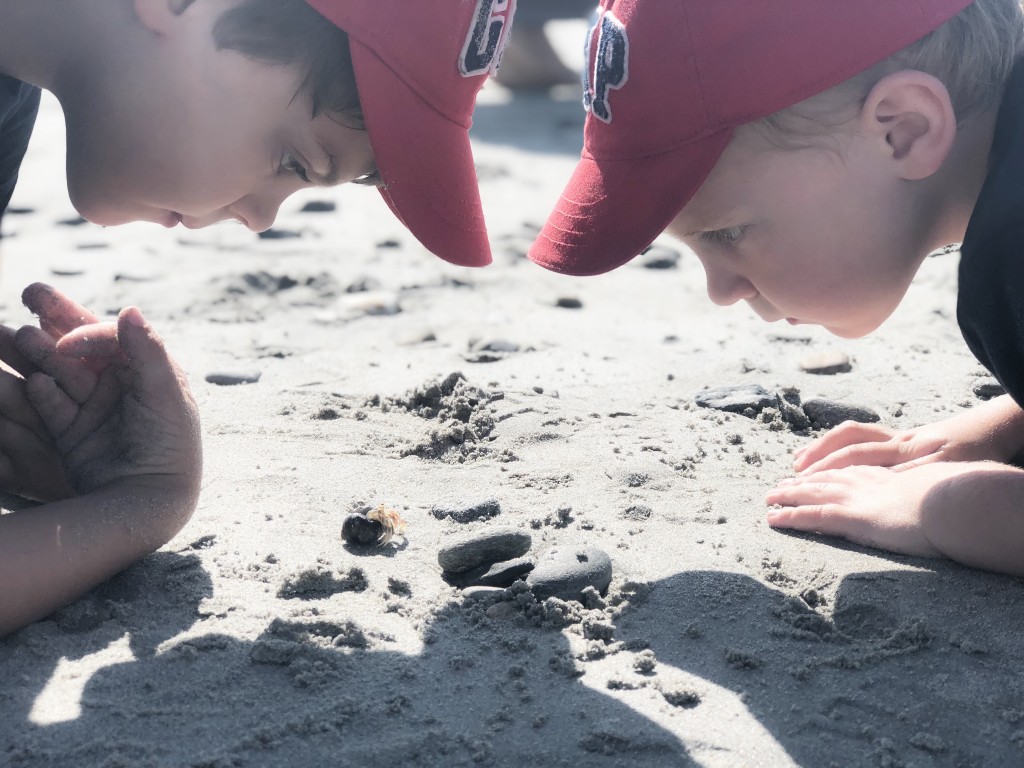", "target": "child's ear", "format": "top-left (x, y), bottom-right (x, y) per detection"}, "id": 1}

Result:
top-left (861, 71), bottom-right (957, 181)
top-left (132, 0), bottom-right (195, 35)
